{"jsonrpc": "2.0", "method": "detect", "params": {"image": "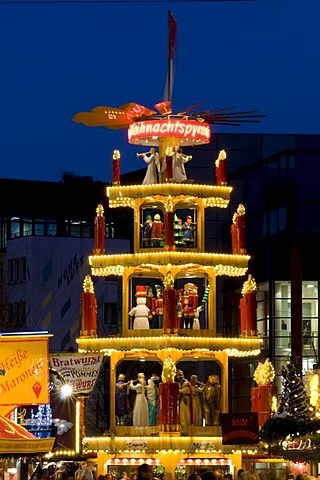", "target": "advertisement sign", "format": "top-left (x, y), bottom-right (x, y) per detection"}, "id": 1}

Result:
top-left (0, 336), bottom-right (50, 406)
top-left (221, 413), bottom-right (259, 445)
top-left (49, 353), bottom-right (104, 396)
top-left (128, 119), bottom-right (211, 146)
